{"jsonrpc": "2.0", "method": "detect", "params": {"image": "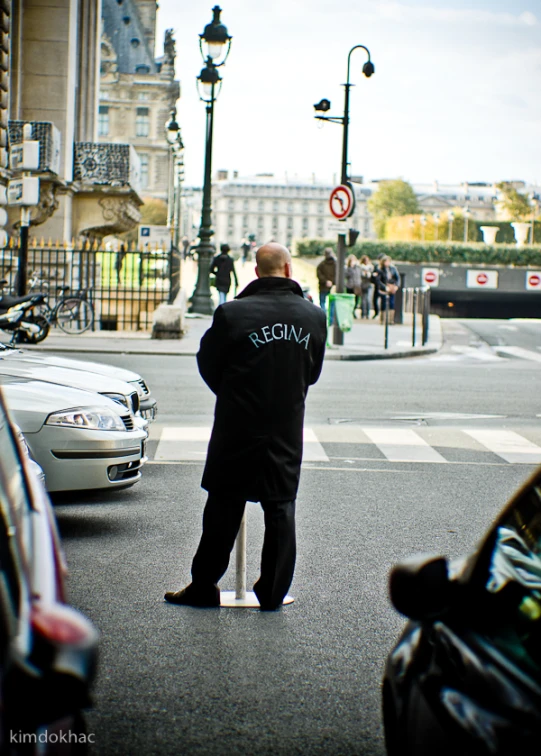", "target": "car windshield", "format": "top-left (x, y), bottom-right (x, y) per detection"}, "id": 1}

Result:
top-left (481, 472), bottom-right (541, 674)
